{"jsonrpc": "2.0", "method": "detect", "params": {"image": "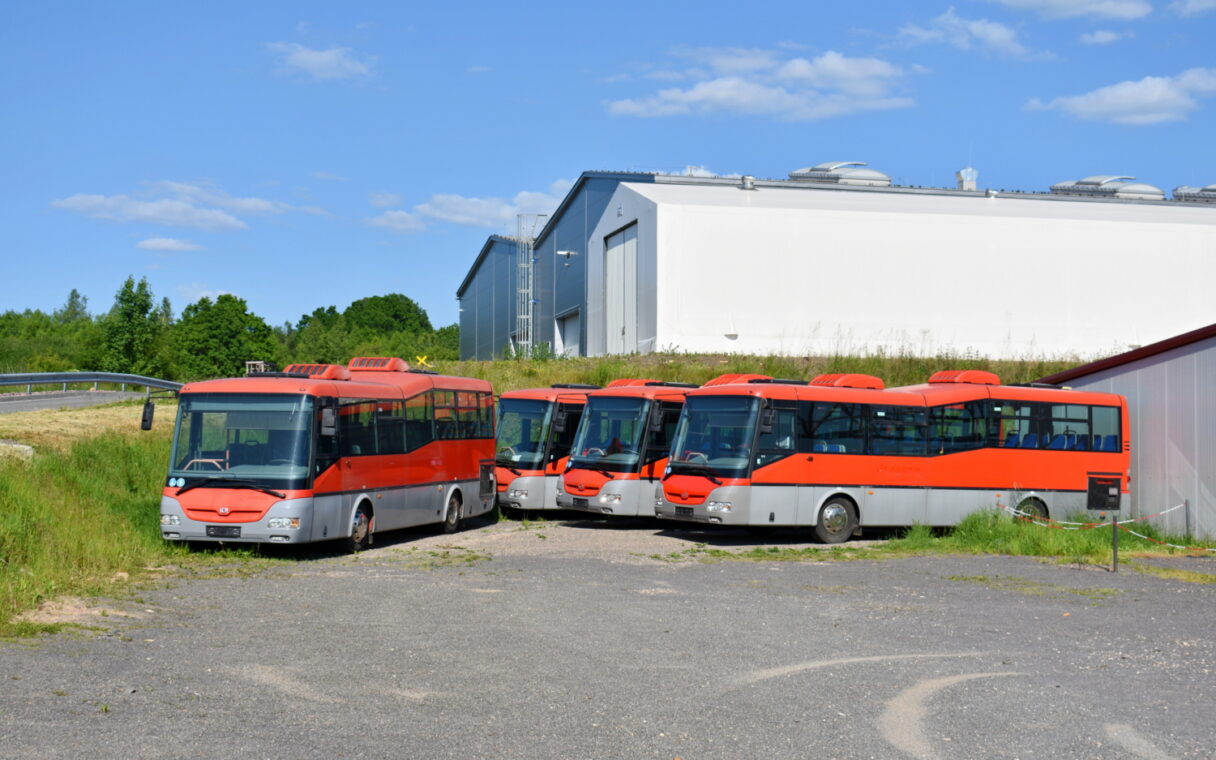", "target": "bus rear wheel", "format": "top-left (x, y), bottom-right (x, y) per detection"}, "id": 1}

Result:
top-left (346, 504), bottom-right (372, 553)
top-left (1017, 498), bottom-right (1048, 520)
top-left (442, 492), bottom-right (464, 534)
top-left (814, 498), bottom-right (857, 544)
